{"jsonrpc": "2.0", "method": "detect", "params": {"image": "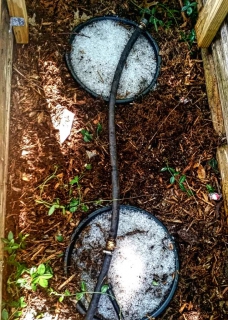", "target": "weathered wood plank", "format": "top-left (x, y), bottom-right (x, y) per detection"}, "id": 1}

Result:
top-left (0, 0), bottom-right (13, 313)
top-left (217, 145), bottom-right (228, 218)
top-left (201, 48), bottom-right (225, 135)
top-left (6, 0), bottom-right (28, 43)
top-left (211, 16), bottom-right (228, 140)
top-left (195, 0), bottom-right (228, 48)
